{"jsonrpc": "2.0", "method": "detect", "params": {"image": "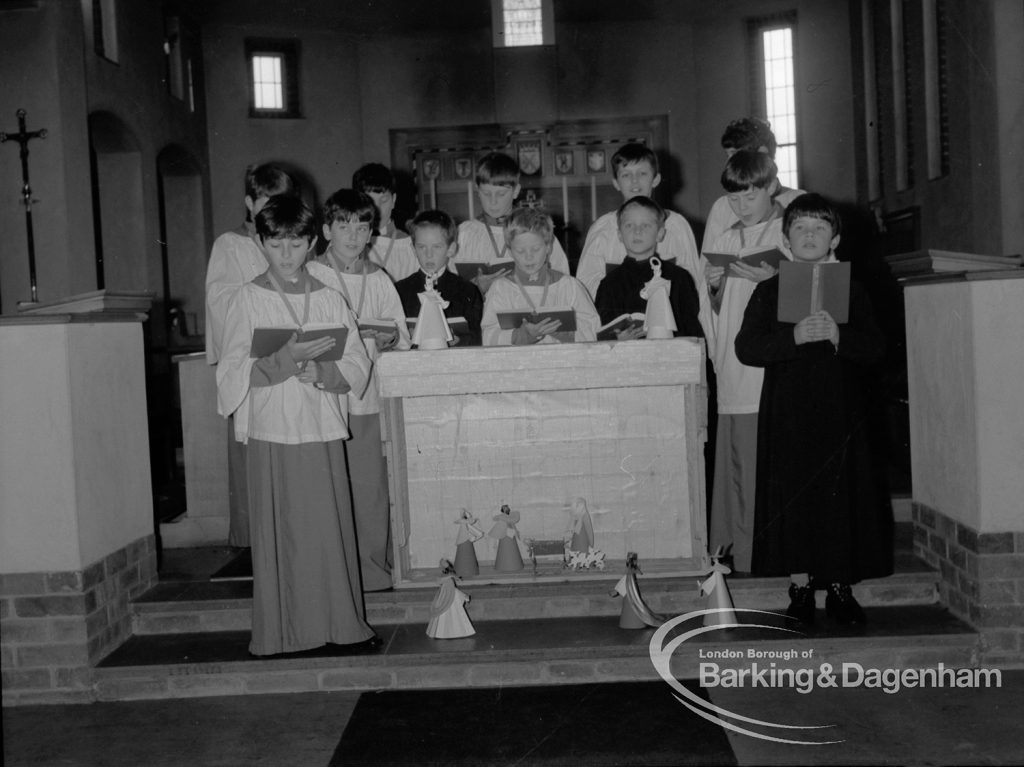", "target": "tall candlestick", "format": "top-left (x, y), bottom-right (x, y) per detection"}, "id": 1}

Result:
top-left (562, 176), bottom-right (569, 227)
top-left (590, 175), bottom-right (597, 223)
top-left (430, 178), bottom-right (437, 209)
top-left (468, 181), bottom-right (474, 219)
